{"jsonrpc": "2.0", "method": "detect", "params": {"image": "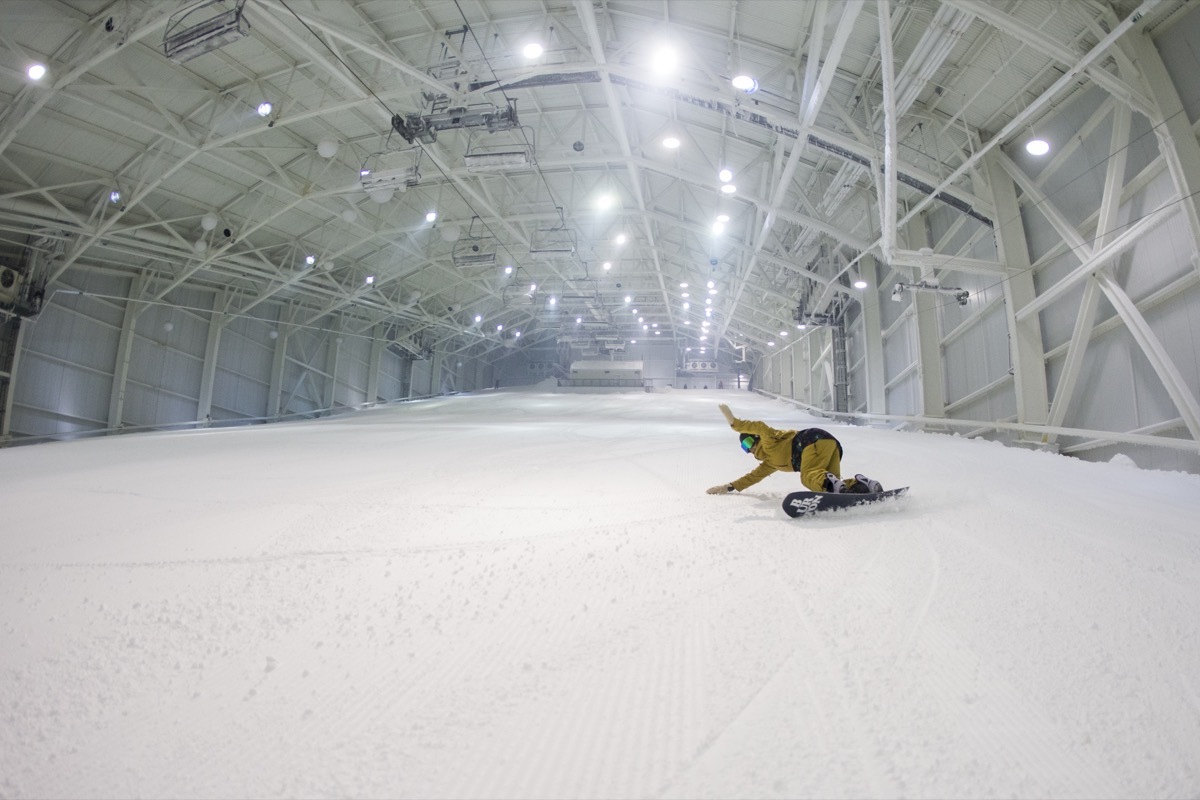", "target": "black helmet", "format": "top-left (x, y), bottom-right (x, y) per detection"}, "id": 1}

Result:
top-left (738, 433), bottom-right (760, 452)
